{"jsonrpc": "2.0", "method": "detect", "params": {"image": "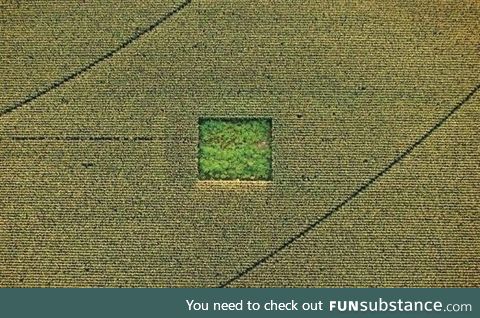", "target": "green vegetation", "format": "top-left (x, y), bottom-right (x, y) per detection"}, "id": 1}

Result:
top-left (198, 118), bottom-right (272, 180)
top-left (2, 0), bottom-right (479, 288)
